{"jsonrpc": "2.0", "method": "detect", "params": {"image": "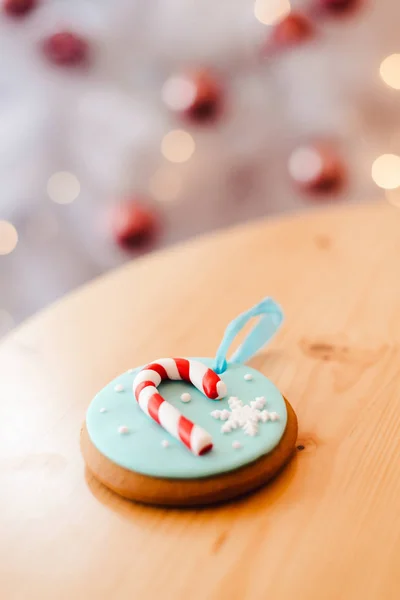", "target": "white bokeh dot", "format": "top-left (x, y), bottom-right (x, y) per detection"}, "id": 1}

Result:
top-left (254, 0), bottom-right (291, 26)
top-left (162, 76), bottom-right (197, 111)
top-left (288, 146), bottom-right (323, 184)
top-left (161, 130), bottom-right (195, 163)
top-left (371, 154), bottom-right (400, 190)
top-left (380, 54), bottom-right (400, 90)
top-left (47, 172), bottom-right (81, 204)
top-left (0, 220), bottom-right (18, 256)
